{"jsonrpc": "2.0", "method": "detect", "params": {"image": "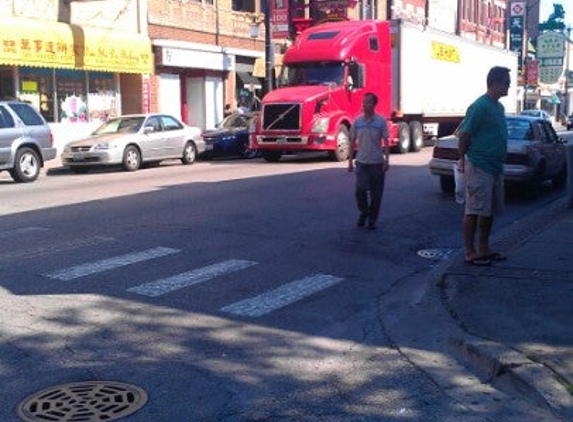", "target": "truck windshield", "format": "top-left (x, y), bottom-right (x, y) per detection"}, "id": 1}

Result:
top-left (279, 62), bottom-right (344, 87)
